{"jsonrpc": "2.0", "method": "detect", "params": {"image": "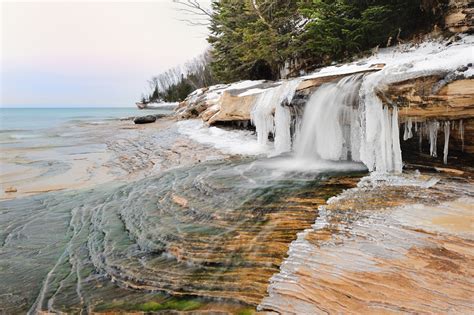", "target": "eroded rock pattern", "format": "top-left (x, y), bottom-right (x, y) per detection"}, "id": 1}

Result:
top-left (0, 156), bottom-right (363, 313)
top-left (258, 173), bottom-right (474, 314)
